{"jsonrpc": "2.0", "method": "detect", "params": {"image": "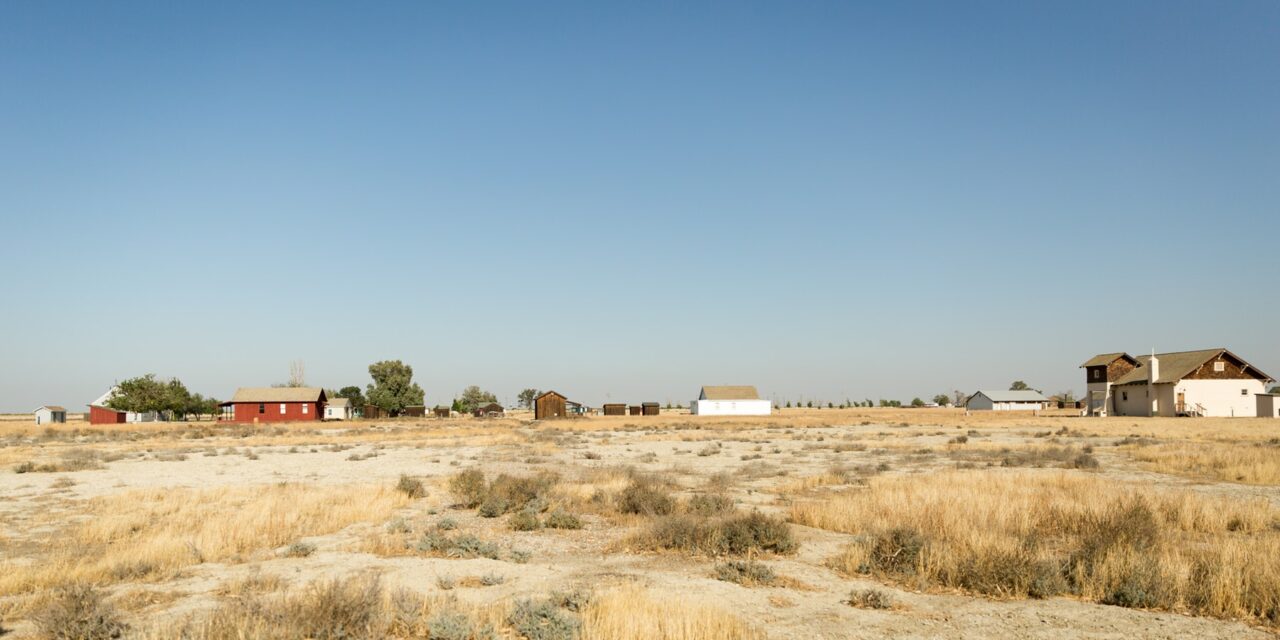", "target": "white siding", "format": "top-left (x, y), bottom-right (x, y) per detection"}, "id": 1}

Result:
top-left (324, 405), bottom-right (352, 420)
top-left (966, 393), bottom-right (1042, 411)
top-left (690, 399), bottom-right (772, 416)
top-left (1175, 379), bottom-right (1265, 418)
